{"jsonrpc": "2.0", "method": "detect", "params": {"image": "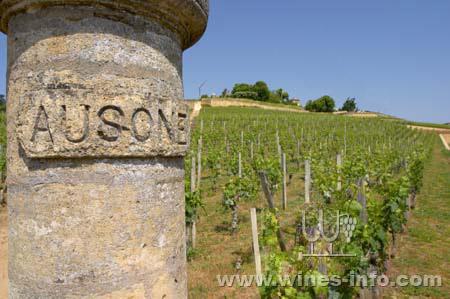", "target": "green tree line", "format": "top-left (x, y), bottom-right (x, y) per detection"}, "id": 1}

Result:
top-left (213, 81), bottom-right (295, 105)
top-left (204, 82), bottom-right (359, 112)
top-left (304, 96), bottom-right (358, 113)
